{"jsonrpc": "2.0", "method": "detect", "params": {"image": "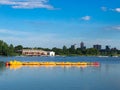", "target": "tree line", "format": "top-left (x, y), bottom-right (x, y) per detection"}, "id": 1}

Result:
top-left (0, 40), bottom-right (23, 56)
top-left (52, 45), bottom-right (120, 56)
top-left (0, 40), bottom-right (120, 56)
